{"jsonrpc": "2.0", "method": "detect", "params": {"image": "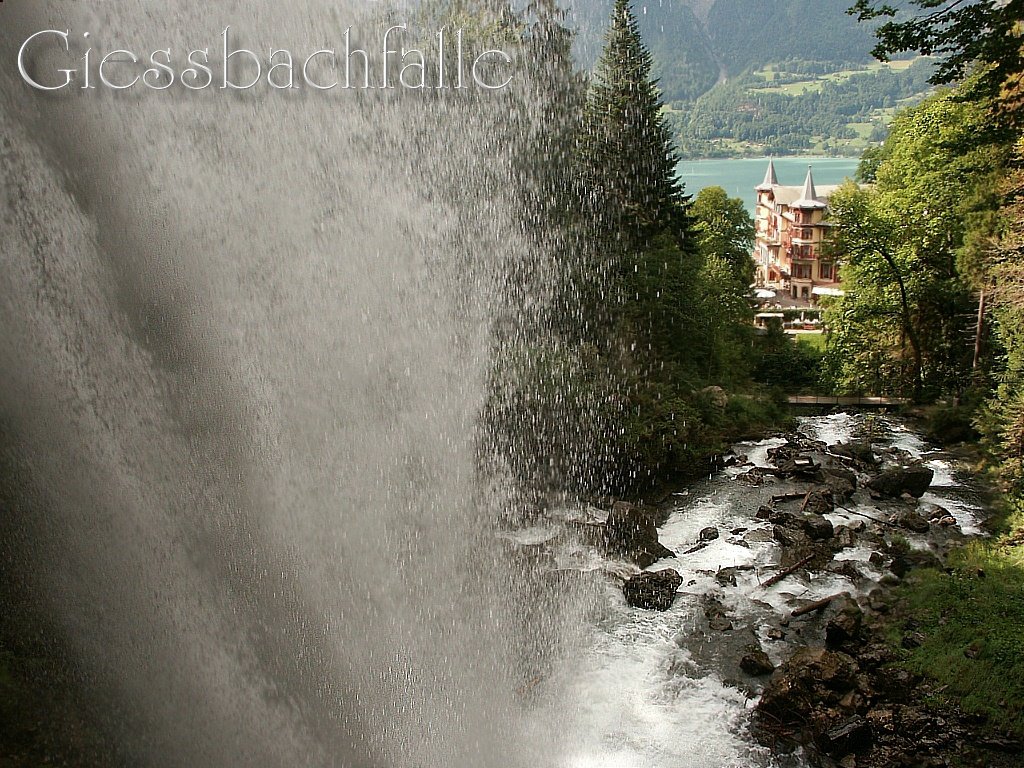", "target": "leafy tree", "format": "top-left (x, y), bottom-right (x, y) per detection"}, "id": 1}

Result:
top-left (849, 0), bottom-right (1024, 129)
top-left (823, 86), bottom-right (1007, 401)
top-left (691, 186), bottom-right (756, 288)
top-left (979, 139), bottom-right (1024, 487)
